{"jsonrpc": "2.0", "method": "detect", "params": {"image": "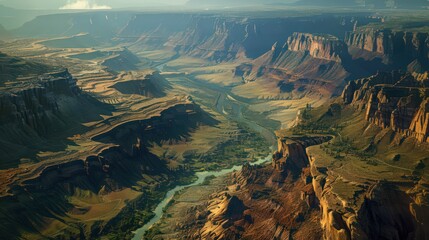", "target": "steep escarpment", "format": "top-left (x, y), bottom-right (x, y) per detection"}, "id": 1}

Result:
top-left (288, 79), bottom-right (429, 240)
top-left (15, 12), bottom-right (379, 63)
top-left (0, 69), bottom-right (112, 168)
top-left (0, 102), bottom-right (215, 239)
top-left (342, 71), bottom-right (429, 142)
top-left (13, 12), bottom-right (135, 38)
top-left (308, 144), bottom-right (429, 240)
top-left (346, 29), bottom-right (429, 73)
top-left (0, 52), bottom-right (53, 84)
top-left (101, 48), bottom-right (142, 72)
top-left (111, 71), bottom-right (170, 98)
top-left (164, 135), bottom-right (331, 240)
top-left (166, 15), bottom-right (375, 62)
top-left (236, 33), bottom-right (353, 97)
top-left (272, 134), bottom-right (332, 175)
